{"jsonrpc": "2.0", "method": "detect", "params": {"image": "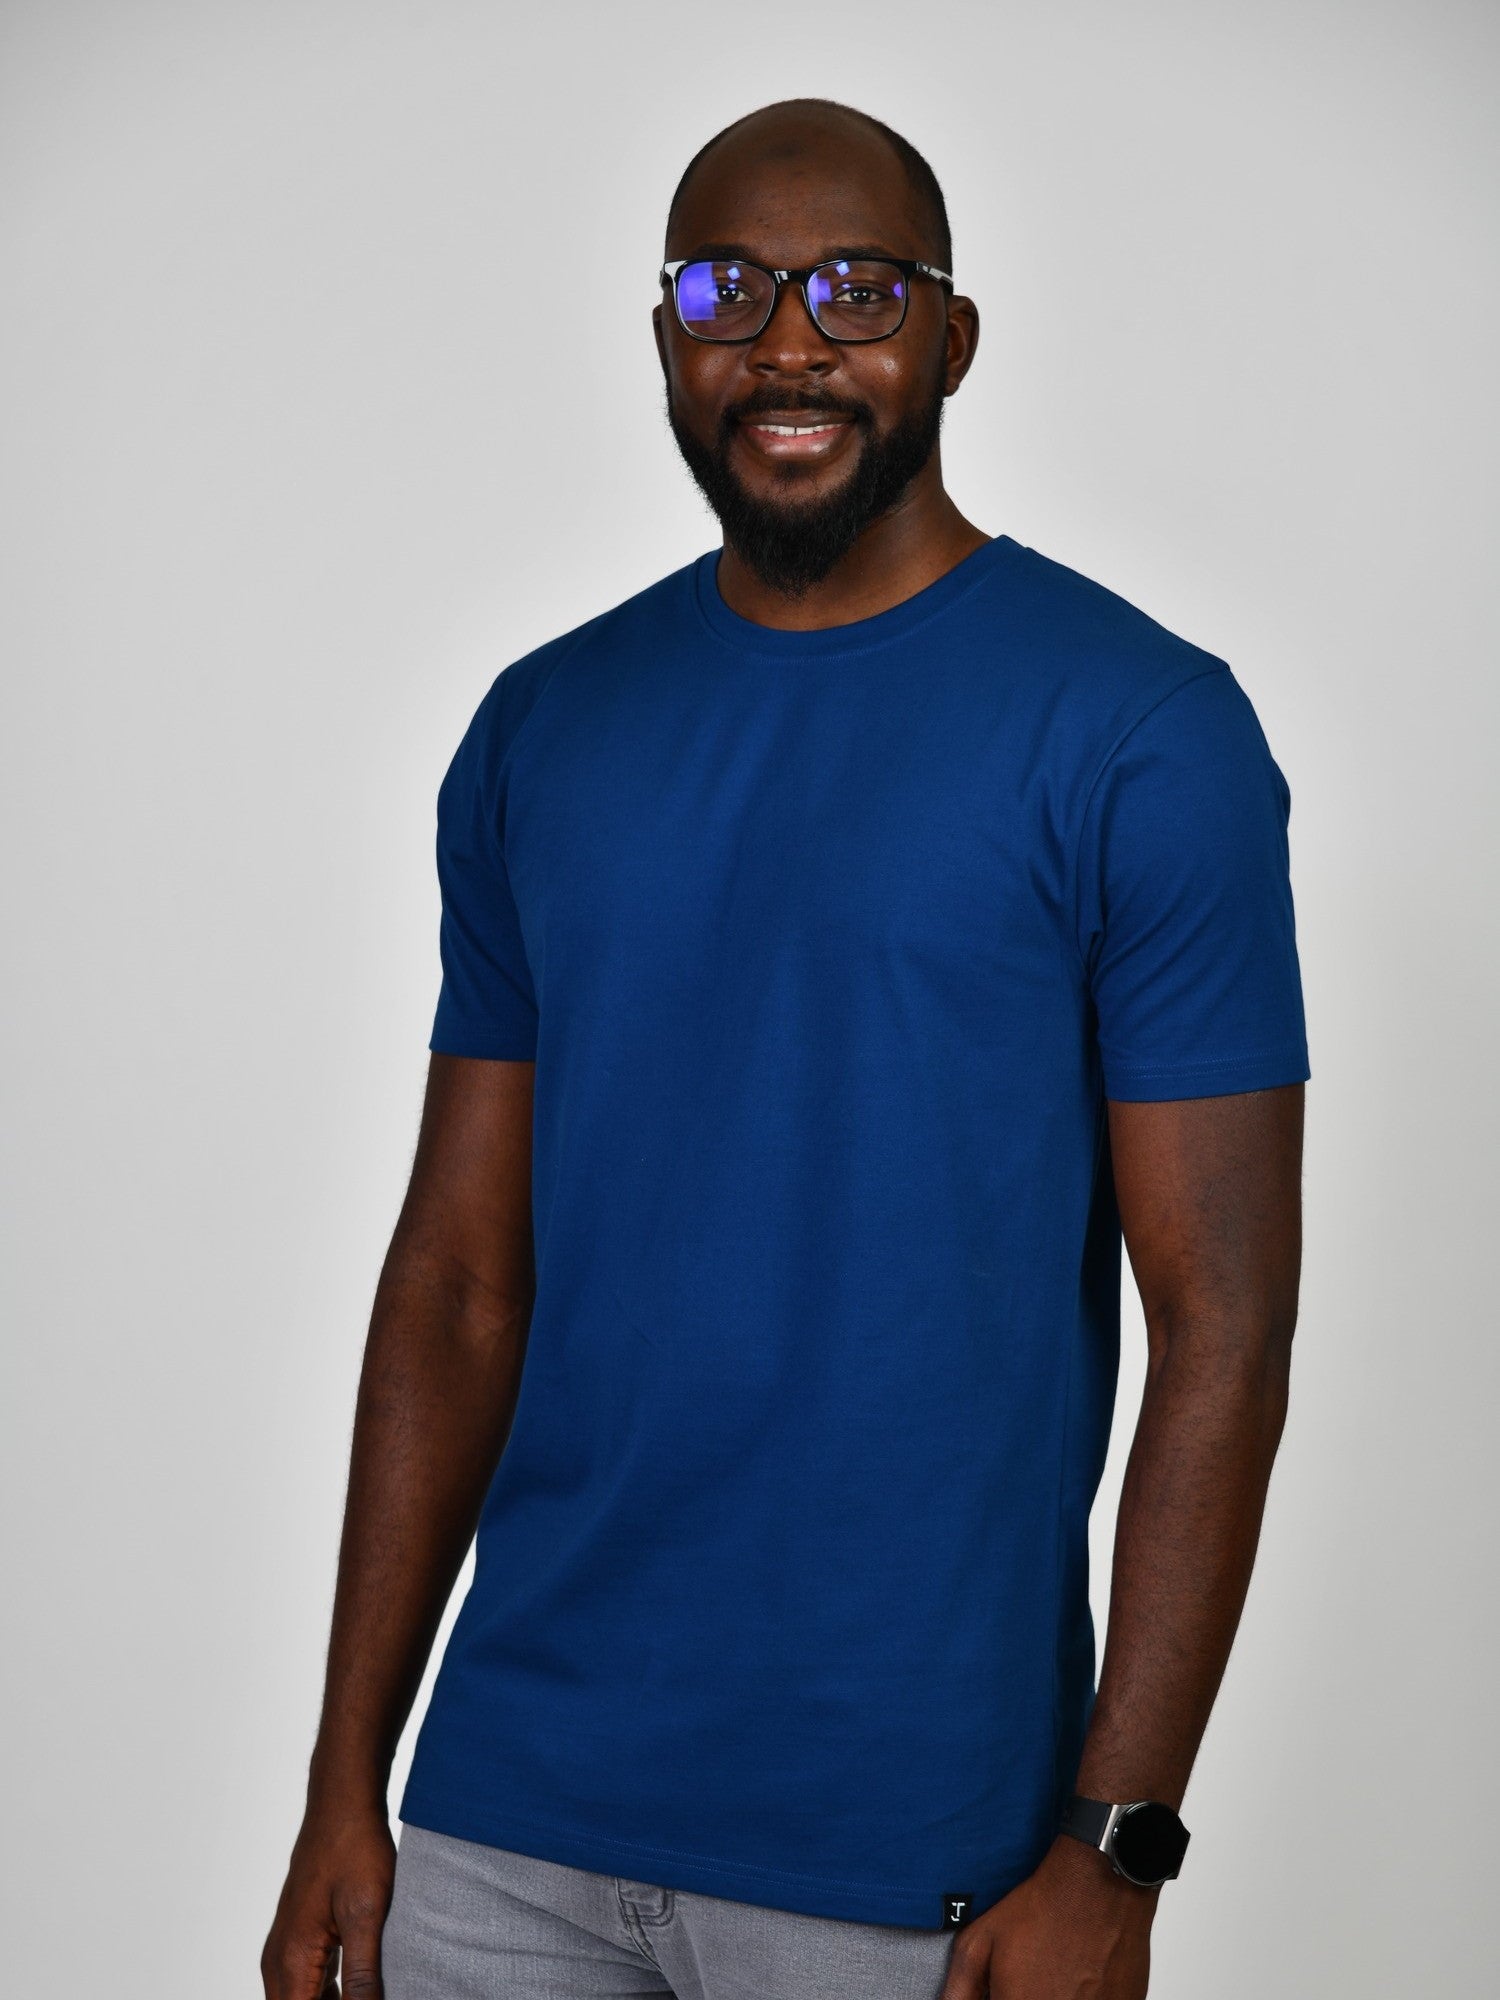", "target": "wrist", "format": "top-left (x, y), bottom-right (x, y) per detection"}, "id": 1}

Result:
top-left (305, 1738), bottom-right (392, 1818)
top-left (1059, 1791), bottom-right (1191, 1891)
top-left (1041, 1832), bottom-right (1162, 1924)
